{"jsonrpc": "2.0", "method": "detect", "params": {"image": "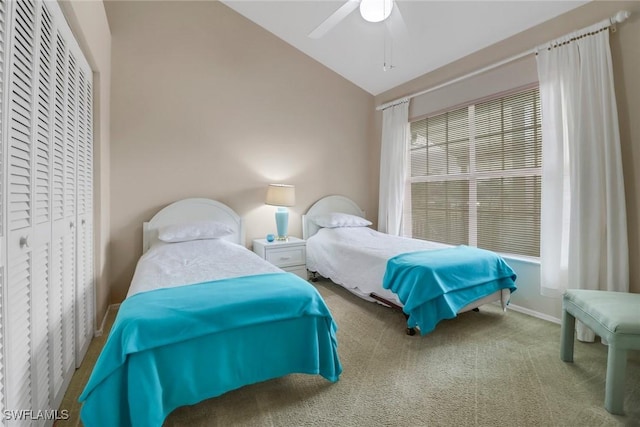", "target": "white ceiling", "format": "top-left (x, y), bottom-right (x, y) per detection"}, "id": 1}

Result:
top-left (221, 0), bottom-right (588, 95)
